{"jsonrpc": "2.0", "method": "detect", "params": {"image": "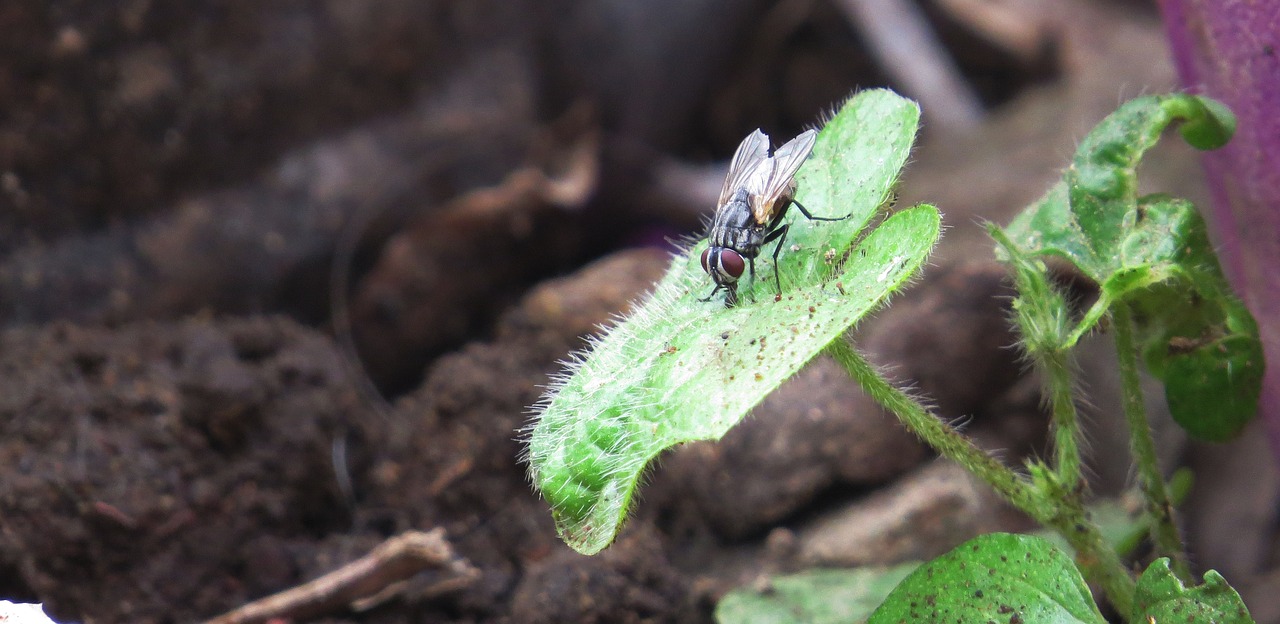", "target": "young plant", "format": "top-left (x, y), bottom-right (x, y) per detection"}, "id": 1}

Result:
top-left (524, 89), bottom-right (938, 554)
top-left (525, 90), bottom-right (1263, 622)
